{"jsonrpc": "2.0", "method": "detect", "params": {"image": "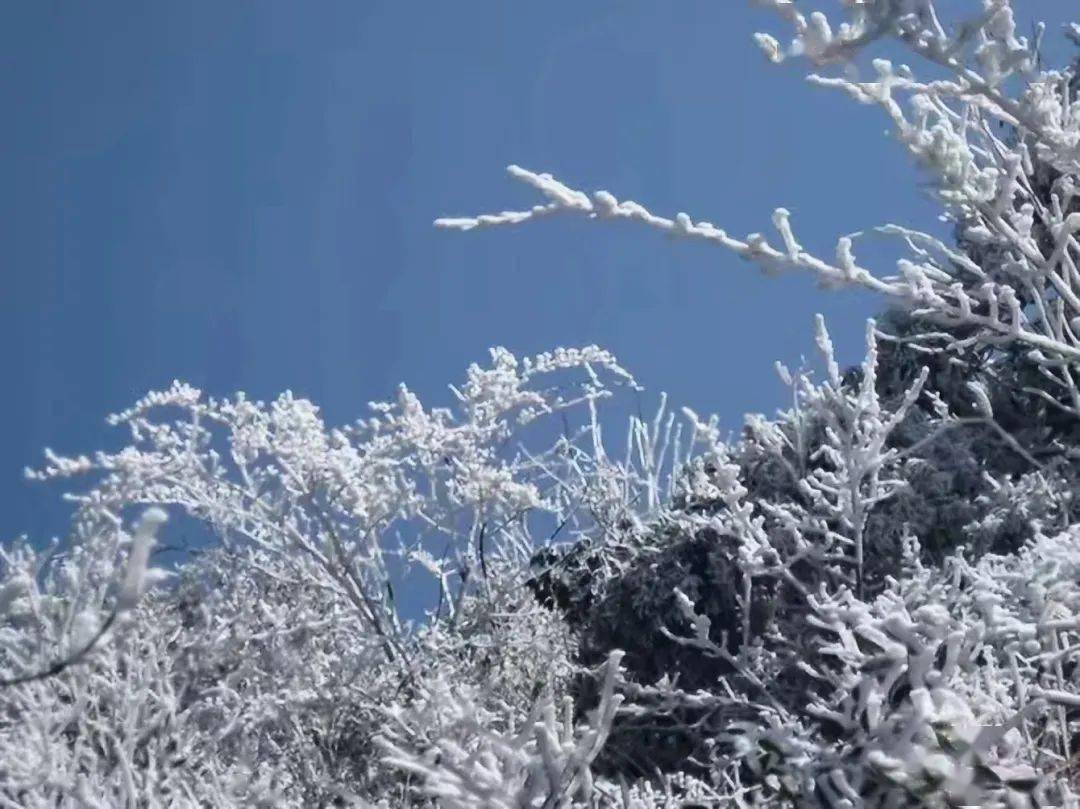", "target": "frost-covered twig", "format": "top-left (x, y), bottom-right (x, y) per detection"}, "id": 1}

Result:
top-left (438, 165), bottom-right (1080, 369)
top-left (0, 508), bottom-right (167, 689)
